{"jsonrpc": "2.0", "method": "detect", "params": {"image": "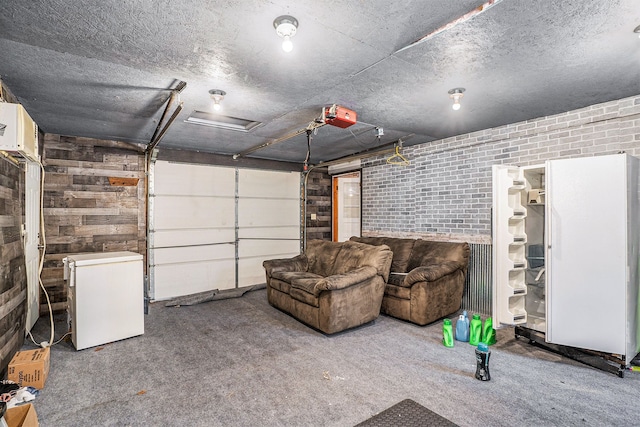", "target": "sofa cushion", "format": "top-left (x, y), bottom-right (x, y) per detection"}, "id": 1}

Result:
top-left (290, 276), bottom-right (324, 297)
top-left (331, 241), bottom-right (392, 280)
top-left (387, 273), bottom-right (408, 287)
top-left (384, 283), bottom-right (411, 300)
top-left (269, 278), bottom-right (291, 294)
top-left (271, 270), bottom-right (323, 284)
top-left (350, 236), bottom-right (415, 273)
top-left (289, 278), bottom-right (321, 307)
top-left (316, 266), bottom-right (378, 291)
top-left (404, 261), bottom-right (464, 285)
top-left (407, 240), bottom-right (470, 272)
top-left (306, 240), bottom-right (343, 276)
